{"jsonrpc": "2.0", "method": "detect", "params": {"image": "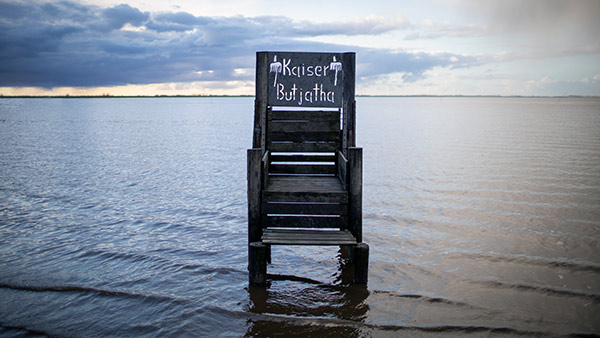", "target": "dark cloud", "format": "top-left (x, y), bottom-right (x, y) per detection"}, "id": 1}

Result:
top-left (0, 1), bottom-right (30, 19)
top-left (146, 11), bottom-right (201, 32)
top-left (98, 4), bottom-right (149, 31)
top-left (359, 50), bottom-right (478, 82)
top-left (0, 0), bottom-right (471, 88)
